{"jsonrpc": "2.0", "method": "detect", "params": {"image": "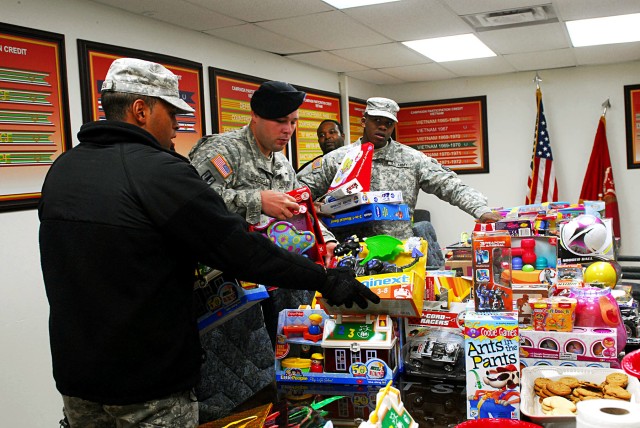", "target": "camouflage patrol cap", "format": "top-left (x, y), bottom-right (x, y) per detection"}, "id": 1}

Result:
top-left (101, 58), bottom-right (195, 113)
top-left (365, 97), bottom-right (399, 122)
top-left (250, 81), bottom-right (306, 119)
